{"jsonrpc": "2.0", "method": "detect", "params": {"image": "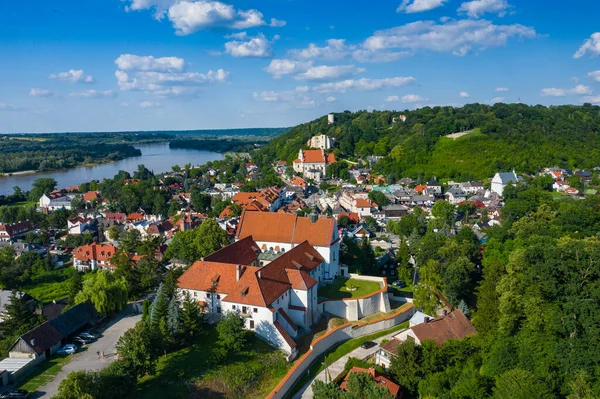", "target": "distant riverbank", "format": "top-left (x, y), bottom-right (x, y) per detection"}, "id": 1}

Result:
top-left (0, 143), bottom-right (224, 195)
